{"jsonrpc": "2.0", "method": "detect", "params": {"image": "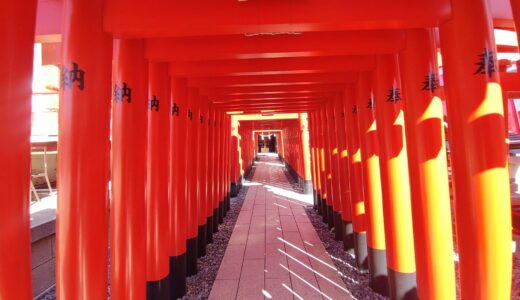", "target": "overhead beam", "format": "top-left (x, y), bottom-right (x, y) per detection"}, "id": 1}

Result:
top-left (189, 72), bottom-right (357, 88)
top-left (200, 84), bottom-right (346, 96)
top-left (148, 31), bottom-right (405, 61)
top-left (169, 56), bottom-right (375, 77)
top-left (105, 0), bottom-right (451, 37)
